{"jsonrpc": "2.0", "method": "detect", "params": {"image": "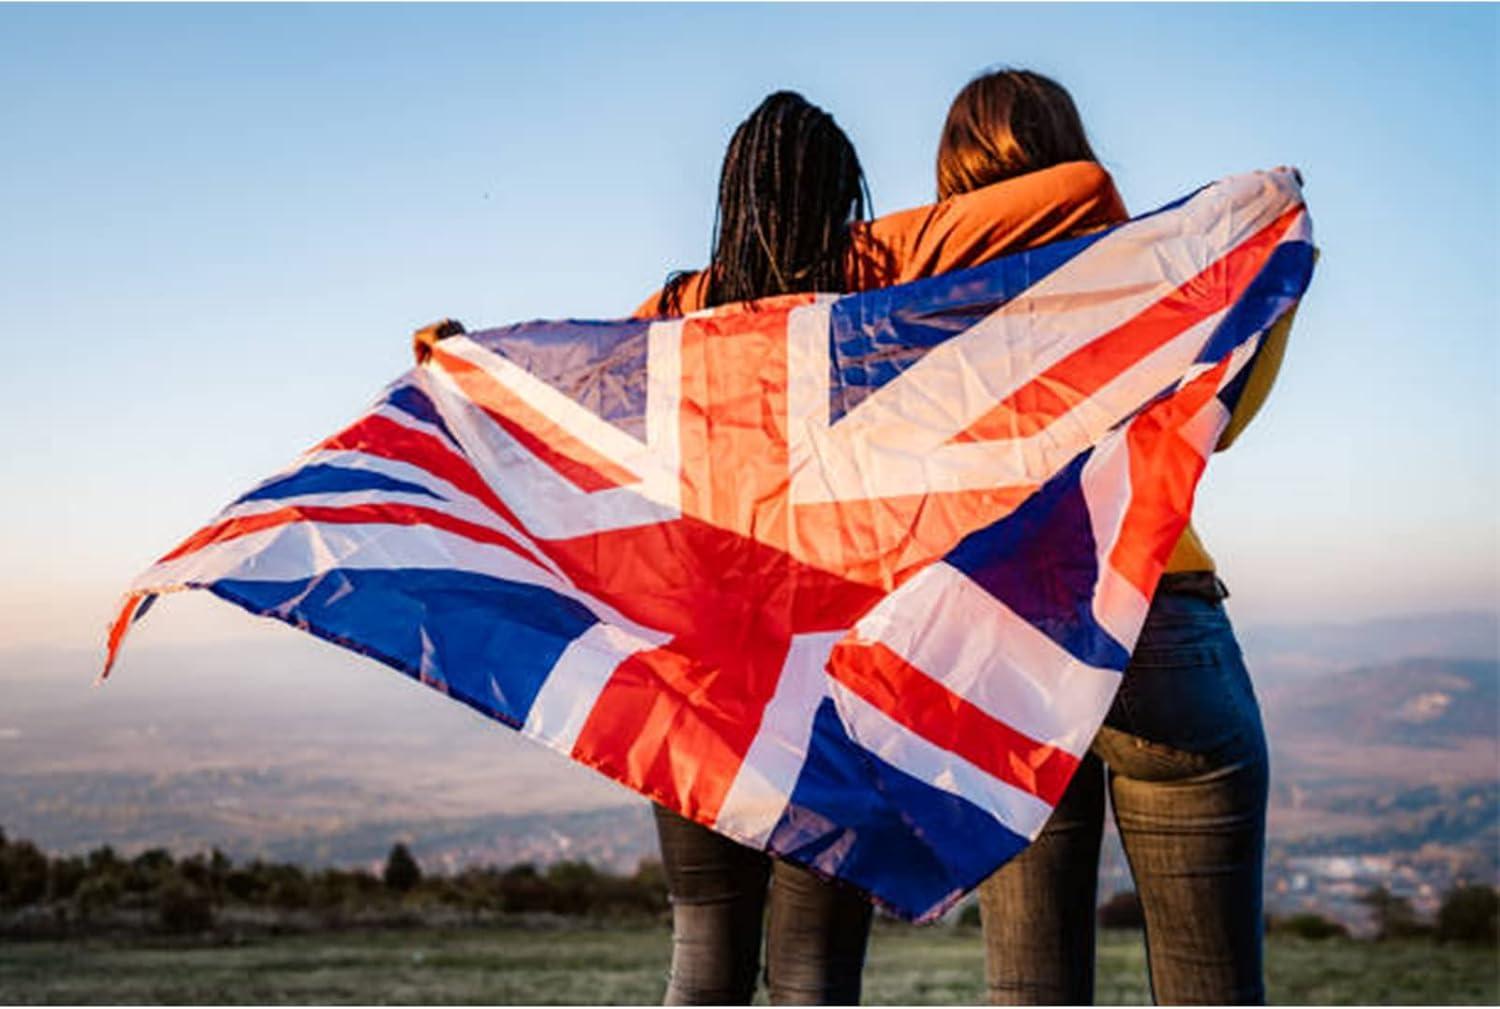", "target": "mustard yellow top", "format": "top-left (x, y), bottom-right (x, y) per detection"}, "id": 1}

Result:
top-left (1166, 299), bottom-right (1301, 573)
